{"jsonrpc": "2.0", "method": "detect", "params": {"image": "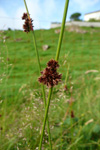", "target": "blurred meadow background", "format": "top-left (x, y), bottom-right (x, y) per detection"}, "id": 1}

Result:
top-left (0, 0), bottom-right (100, 150)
